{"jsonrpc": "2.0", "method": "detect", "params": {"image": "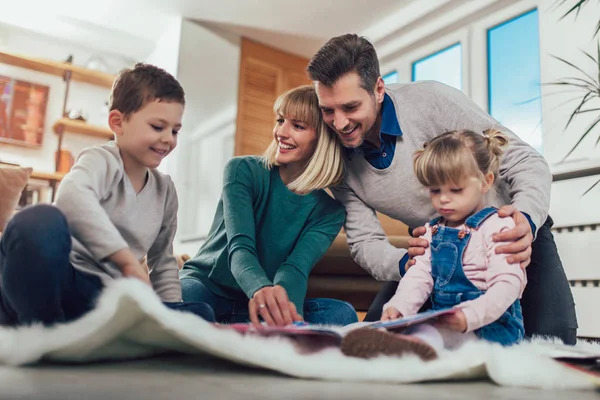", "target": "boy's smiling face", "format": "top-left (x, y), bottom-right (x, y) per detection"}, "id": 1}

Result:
top-left (110, 99), bottom-right (184, 170)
